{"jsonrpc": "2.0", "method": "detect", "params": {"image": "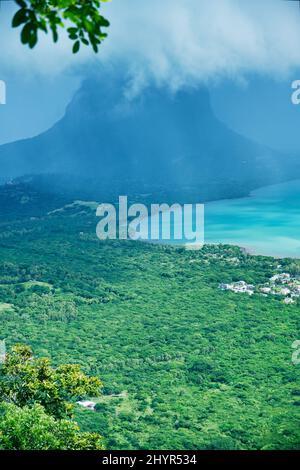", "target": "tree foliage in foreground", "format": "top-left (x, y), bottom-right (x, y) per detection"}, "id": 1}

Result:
top-left (0, 344), bottom-right (104, 449)
top-left (11, 0), bottom-right (110, 53)
top-left (0, 344), bottom-right (102, 419)
top-left (0, 402), bottom-right (104, 450)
